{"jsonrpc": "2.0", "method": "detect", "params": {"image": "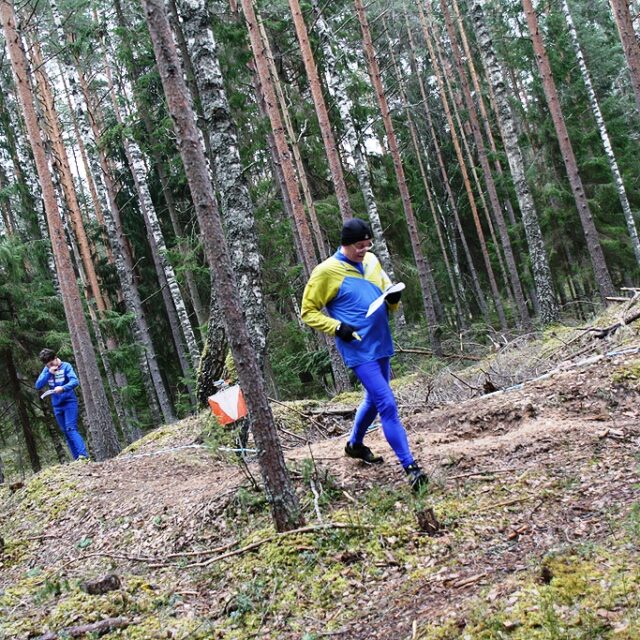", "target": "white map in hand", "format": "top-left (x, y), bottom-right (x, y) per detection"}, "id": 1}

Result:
top-left (40, 389), bottom-right (54, 400)
top-left (366, 282), bottom-right (405, 318)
